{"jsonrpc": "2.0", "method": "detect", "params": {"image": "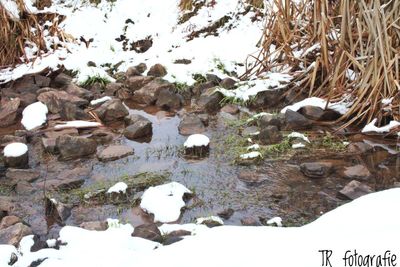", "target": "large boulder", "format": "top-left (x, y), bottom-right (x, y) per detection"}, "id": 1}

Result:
top-left (133, 78), bottom-right (174, 105)
top-left (37, 90), bottom-right (88, 113)
top-left (94, 99), bottom-right (129, 123)
top-left (0, 98), bottom-right (20, 127)
top-left (56, 135), bottom-right (97, 160)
